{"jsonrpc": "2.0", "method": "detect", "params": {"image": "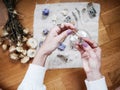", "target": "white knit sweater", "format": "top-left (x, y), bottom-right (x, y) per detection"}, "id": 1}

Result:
top-left (18, 64), bottom-right (108, 90)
